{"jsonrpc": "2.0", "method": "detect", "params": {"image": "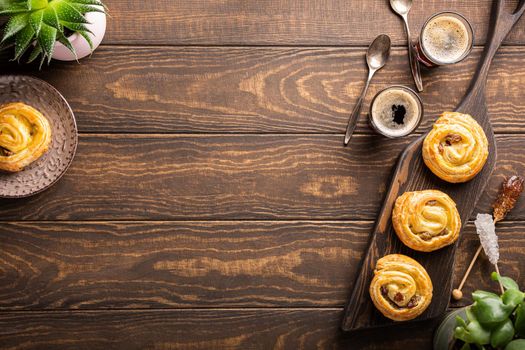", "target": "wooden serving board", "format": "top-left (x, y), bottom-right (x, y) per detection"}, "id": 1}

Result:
top-left (342, 0), bottom-right (525, 332)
